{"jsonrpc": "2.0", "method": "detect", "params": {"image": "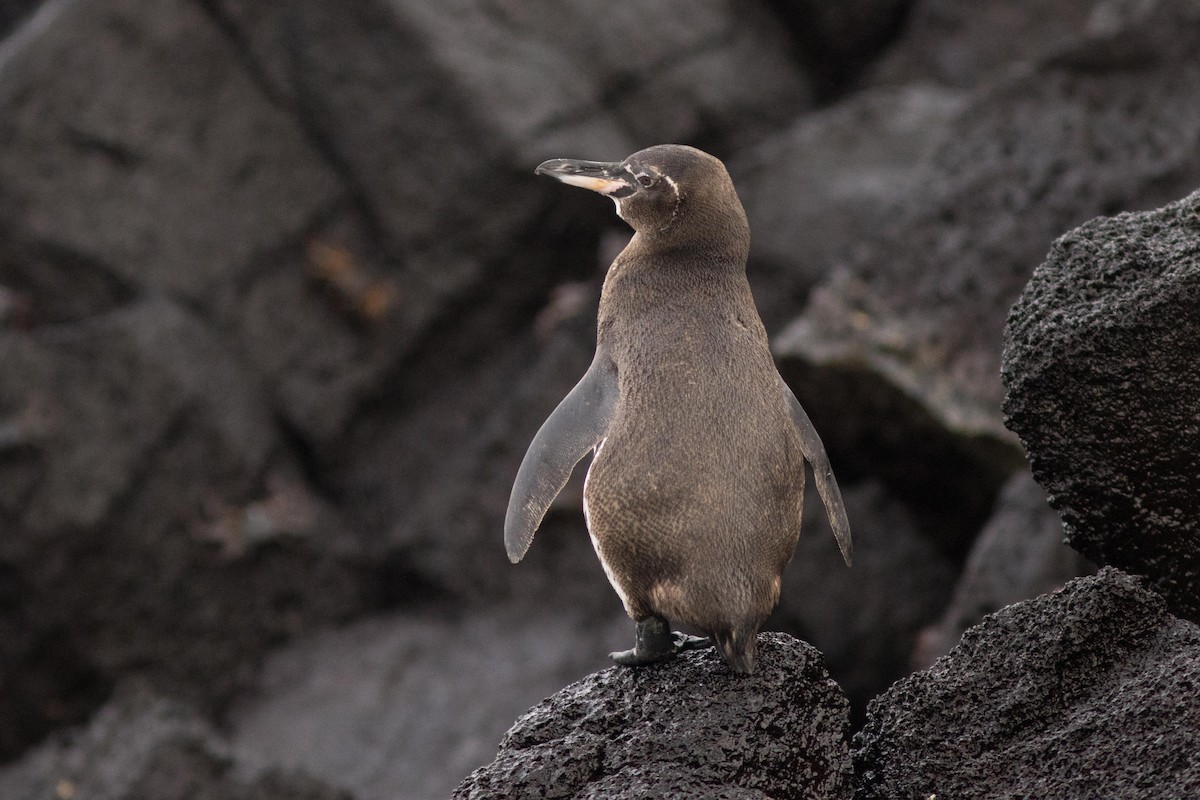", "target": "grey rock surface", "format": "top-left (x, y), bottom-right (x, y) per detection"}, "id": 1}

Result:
top-left (769, 482), bottom-right (956, 718)
top-left (1003, 189), bottom-right (1200, 621)
top-left (763, 0), bottom-right (911, 98)
top-left (454, 632), bottom-right (853, 800)
top-left (0, 297), bottom-right (369, 748)
top-left (230, 607), bottom-right (630, 800)
top-left (869, 0), bottom-right (1096, 88)
top-left (0, 0), bottom-right (342, 301)
top-left (0, 297), bottom-right (273, 533)
top-left (0, 685), bottom-right (351, 800)
top-left (0, 296), bottom-right (368, 757)
top-left (733, 82), bottom-right (967, 328)
top-left (854, 568), bottom-right (1200, 799)
top-left (0, 0), bottom-right (41, 39)
top-left (913, 470), bottom-right (1094, 667)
